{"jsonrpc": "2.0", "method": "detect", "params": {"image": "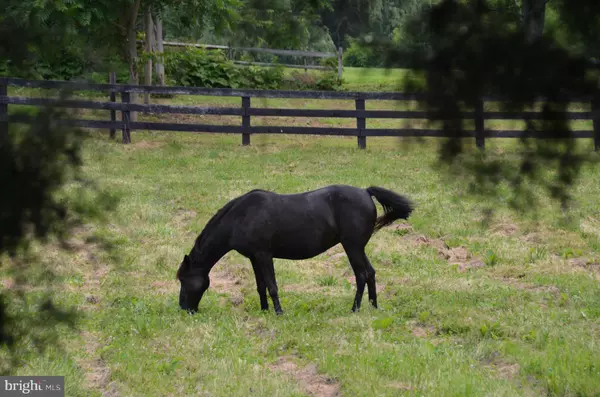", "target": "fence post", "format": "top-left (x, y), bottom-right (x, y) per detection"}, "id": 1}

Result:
top-left (337, 47), bottom-right (343, 79)
top-left (0, 81), bottom-right (7, 135)
top-left (356, 98), bottom-right (366, 149)
top-left (593, 97), bottom-right (600, 152)
top-left (121, 91), bottom-right (132, 144)
top-left (242, 96), bottom-right (251, 146)
top-left (475, 97), bottom-right (485, 150)
top-left (109, 72), bottom-right (117, 139)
